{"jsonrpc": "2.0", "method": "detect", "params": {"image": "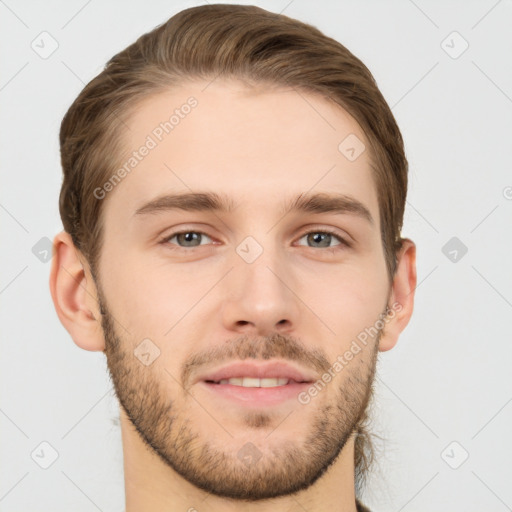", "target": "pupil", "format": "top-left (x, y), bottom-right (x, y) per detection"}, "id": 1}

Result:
top-left (180, 232), bottom-right (199, 246)
top-left (310, 232), bottom-right (329, 247)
